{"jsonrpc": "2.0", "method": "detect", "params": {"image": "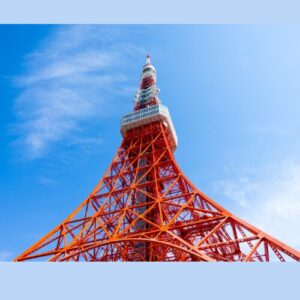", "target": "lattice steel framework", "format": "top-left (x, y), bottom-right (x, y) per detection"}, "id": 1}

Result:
top-left (15, 56), bottom-right (300, 262)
